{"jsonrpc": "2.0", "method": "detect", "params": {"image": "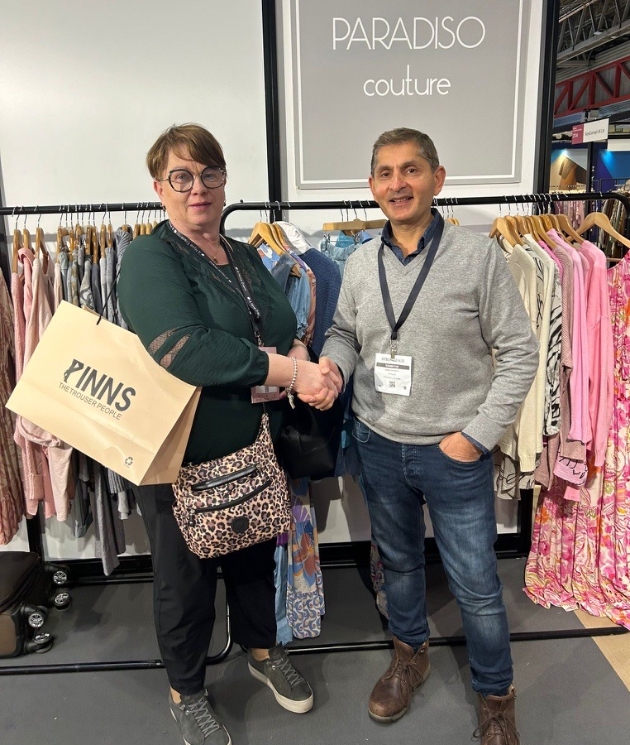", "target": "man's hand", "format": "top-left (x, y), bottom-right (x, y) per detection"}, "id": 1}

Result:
top-left (298, 356), bottom-right (343, 411)
top-left (319, 357), bottom-right (343, 394)
top-left (438, 432), bottom-right (482, 463)
top-left (293, 360), bottom-right (339, 411)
